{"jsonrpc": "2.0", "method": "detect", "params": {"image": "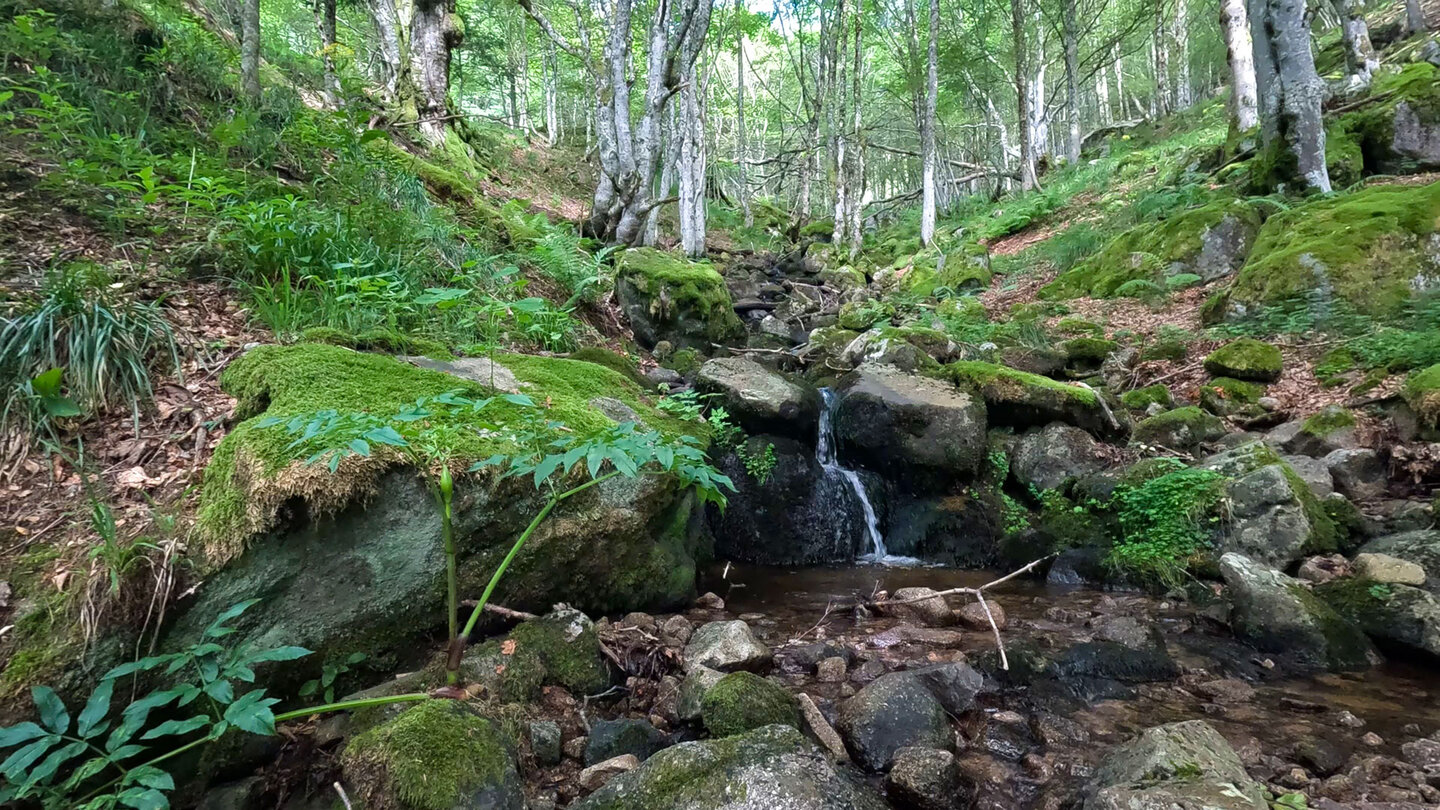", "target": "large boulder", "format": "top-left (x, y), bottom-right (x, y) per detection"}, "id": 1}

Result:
top-left (1359, 531), bottom-right (1440, 593)
top-left (833, 364), bottom-right (987, 491)
top-left (1082, 720), bottom-right (1267, 810)
top-left (885, 747), bottom-right (970, 810)
top-left (1318, 578), bottom-right (1440, 659)
top-left (341, 701), bottom-right (524, 810)
top-left (1203, 338), bottom-right (1283, 383)
top-left (1011, 422), bottom-right (1109, 491)
top-left (684, 621), bottom-right (772, 673)
top-left (1403, 363), bottom-right (1440, 429)
top-left (174, 345), bottom-right (708, 683)
top-left (935, 361), bottom-right (1125, 438)
top-left (1201, 442), bottom-right (1340, 568)
top-left (585, 719), bottom-right (668, 766)
top-left (572, 724), bottom-right (889, 810)
top-left (835, 671), bottom-right (954, 771)
top-left (708, 435), bottom-right (876, 565)
top-left (1131, 406), bottom-right (1227, 451)
top-left (615, 247), bottom-right (745, 350)
top-left (695, 358), bottom-right (820, 438)
top-left (1219, 553), bottom-right (1377, 672)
